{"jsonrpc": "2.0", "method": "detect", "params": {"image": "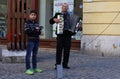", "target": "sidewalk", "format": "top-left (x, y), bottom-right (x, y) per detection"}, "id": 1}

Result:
top-left (0, 49), bottom-right (120, 79)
